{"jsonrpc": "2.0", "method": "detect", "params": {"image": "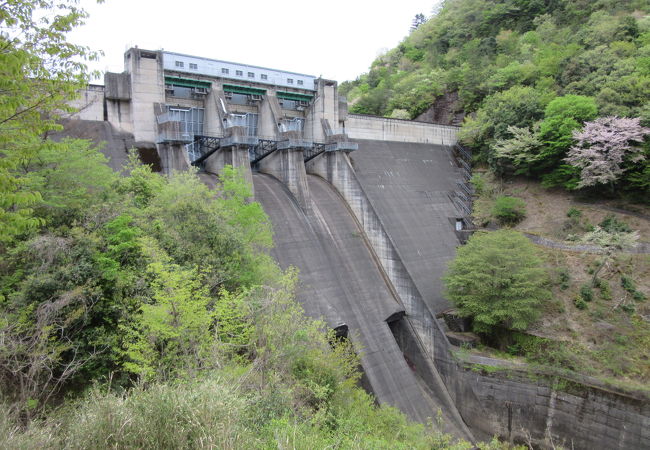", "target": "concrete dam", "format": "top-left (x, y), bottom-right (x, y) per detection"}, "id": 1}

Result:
top-left (61, 48), bottom-right (649, 449)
